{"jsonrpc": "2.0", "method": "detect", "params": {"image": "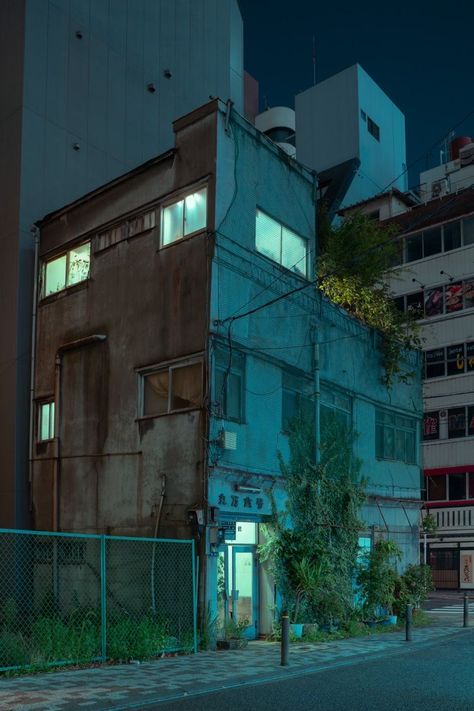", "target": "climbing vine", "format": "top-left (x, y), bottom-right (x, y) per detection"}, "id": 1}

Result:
top-left (260, 414), bottom-right (367, 626)
top-left (317, 211), bottom-right (421, 387)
